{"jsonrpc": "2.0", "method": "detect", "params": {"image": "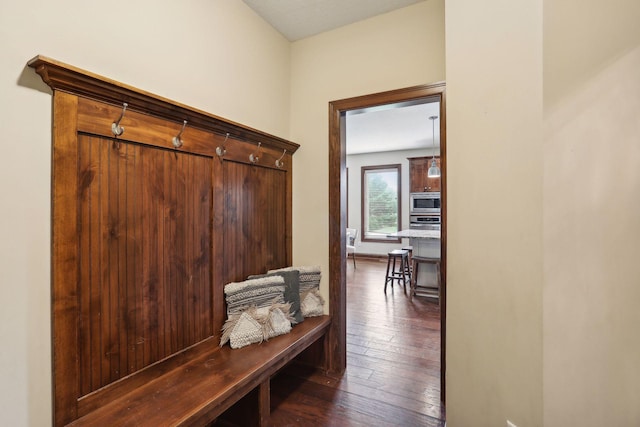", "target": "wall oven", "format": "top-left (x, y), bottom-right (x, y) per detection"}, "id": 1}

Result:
top-left (410, 214), bottom-right (441, 230)
top-left (409, 192), bottom-right (441, 215)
